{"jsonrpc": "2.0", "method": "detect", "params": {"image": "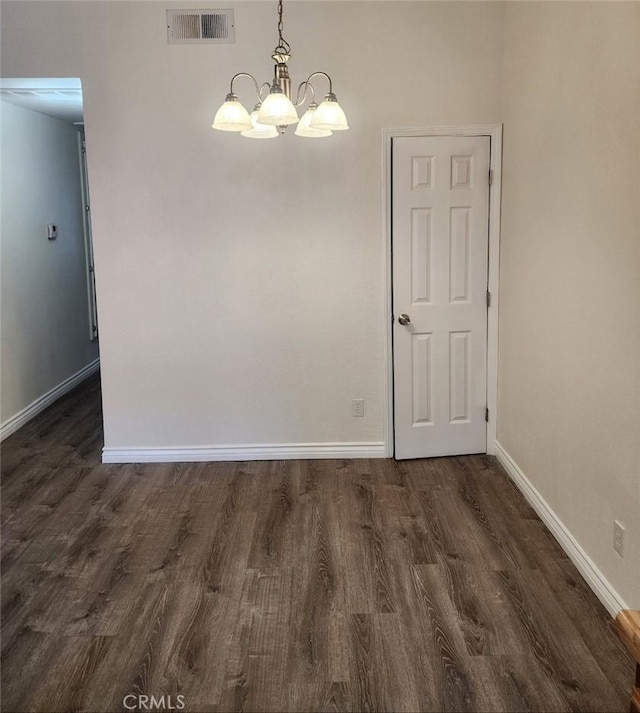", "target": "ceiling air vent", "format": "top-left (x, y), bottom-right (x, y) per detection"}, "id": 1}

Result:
top-left (167, 9), bottom-right (235, 44)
